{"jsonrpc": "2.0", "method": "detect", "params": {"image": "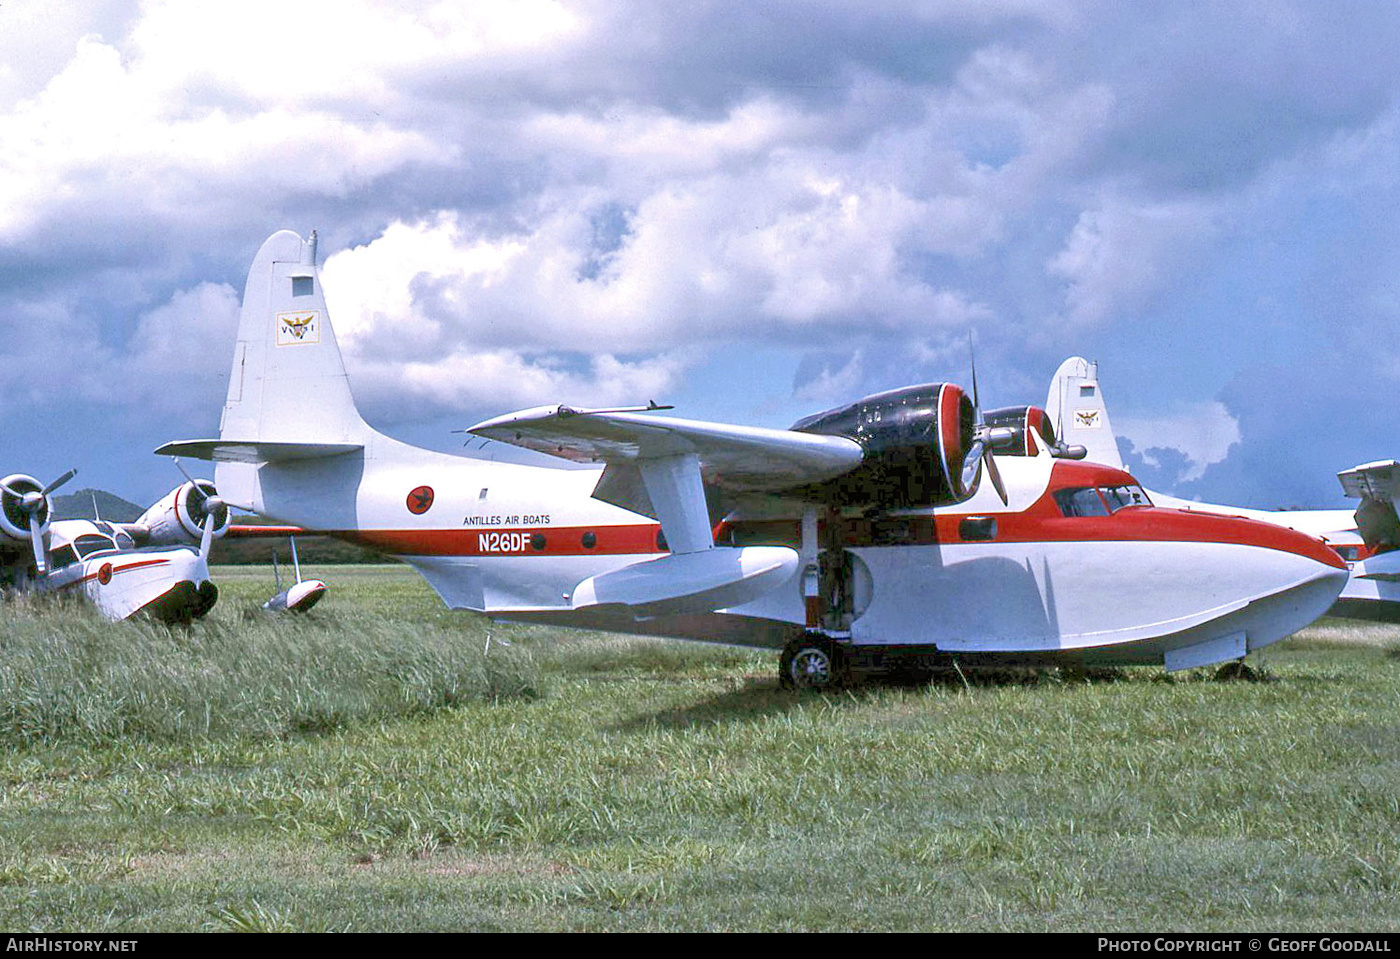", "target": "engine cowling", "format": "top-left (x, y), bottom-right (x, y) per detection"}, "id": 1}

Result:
top-left (0, 474), bottom-right (50, 546)
top-left (790, 383), bottom-right (976, 508)
top-left (984, 405), bottom-right (1057, 456)
top-left (135, 480), bottom-right (231, 545)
